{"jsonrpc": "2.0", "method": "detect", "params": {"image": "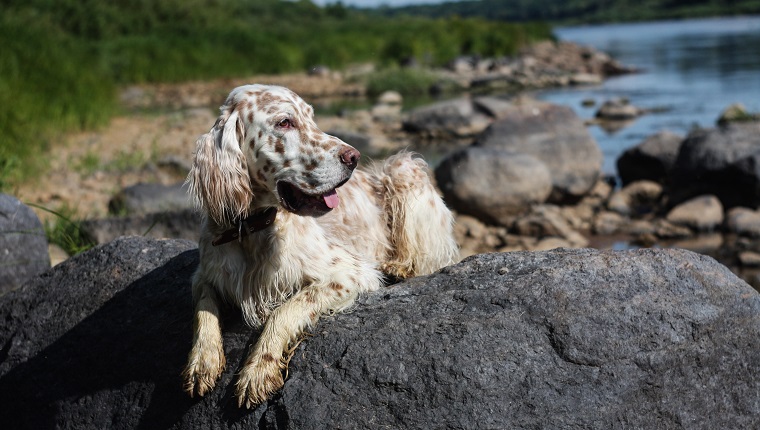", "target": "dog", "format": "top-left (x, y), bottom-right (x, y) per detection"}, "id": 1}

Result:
top-left (182, 84), bottom-right (458, 408)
